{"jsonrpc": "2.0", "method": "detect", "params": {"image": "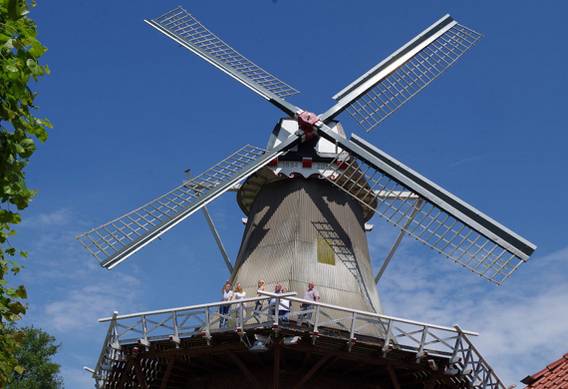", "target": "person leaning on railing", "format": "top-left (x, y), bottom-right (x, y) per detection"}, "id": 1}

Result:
top-left (253, 279), bottom-right (265, 323)
top-left (269, 283), bottom-right (283, 319)
top-left (233, 282), bottom-right (246, 300)
top-left (219, 281), bottom-right (233, 328)
top-left (232, 282), bottom-right (246, 327)
top-left (299, 281), bottom-right (320, 325)
top-left (278, 287), bottom-right (290, 323)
